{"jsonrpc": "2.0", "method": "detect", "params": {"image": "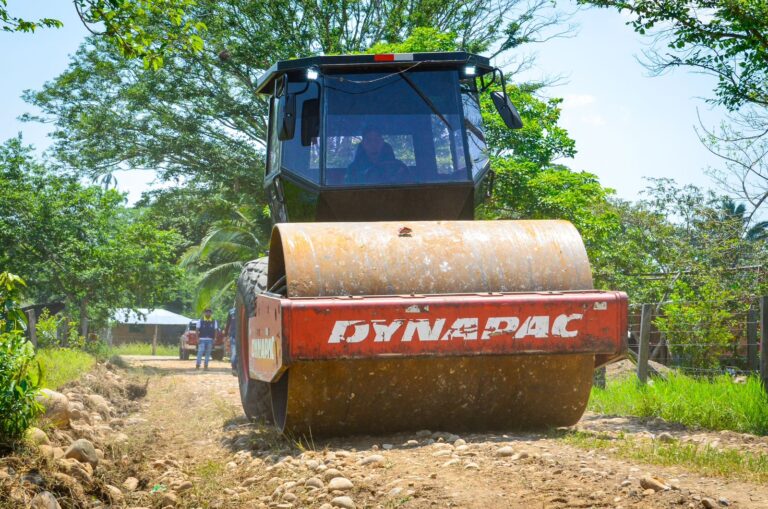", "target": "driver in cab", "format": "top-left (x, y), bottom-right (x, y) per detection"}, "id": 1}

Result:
top-left (347, 127), bottom-right (407, 183)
